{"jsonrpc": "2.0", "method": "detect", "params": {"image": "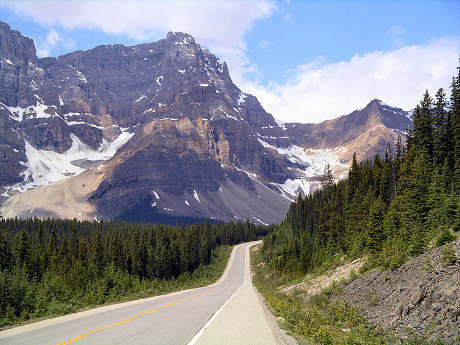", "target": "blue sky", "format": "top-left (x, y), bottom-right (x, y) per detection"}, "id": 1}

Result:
top-left (1, 0), bottom-right (459, 123)
top-left (245, 0), bottom-right (460, 84)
